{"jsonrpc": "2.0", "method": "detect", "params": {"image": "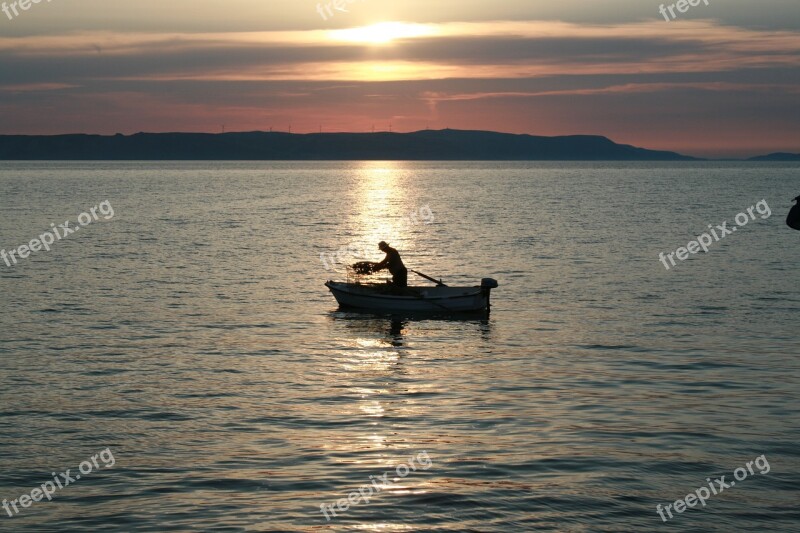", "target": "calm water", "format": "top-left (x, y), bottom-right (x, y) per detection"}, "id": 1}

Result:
top-left (0, 161), bottom-right (798, 532)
